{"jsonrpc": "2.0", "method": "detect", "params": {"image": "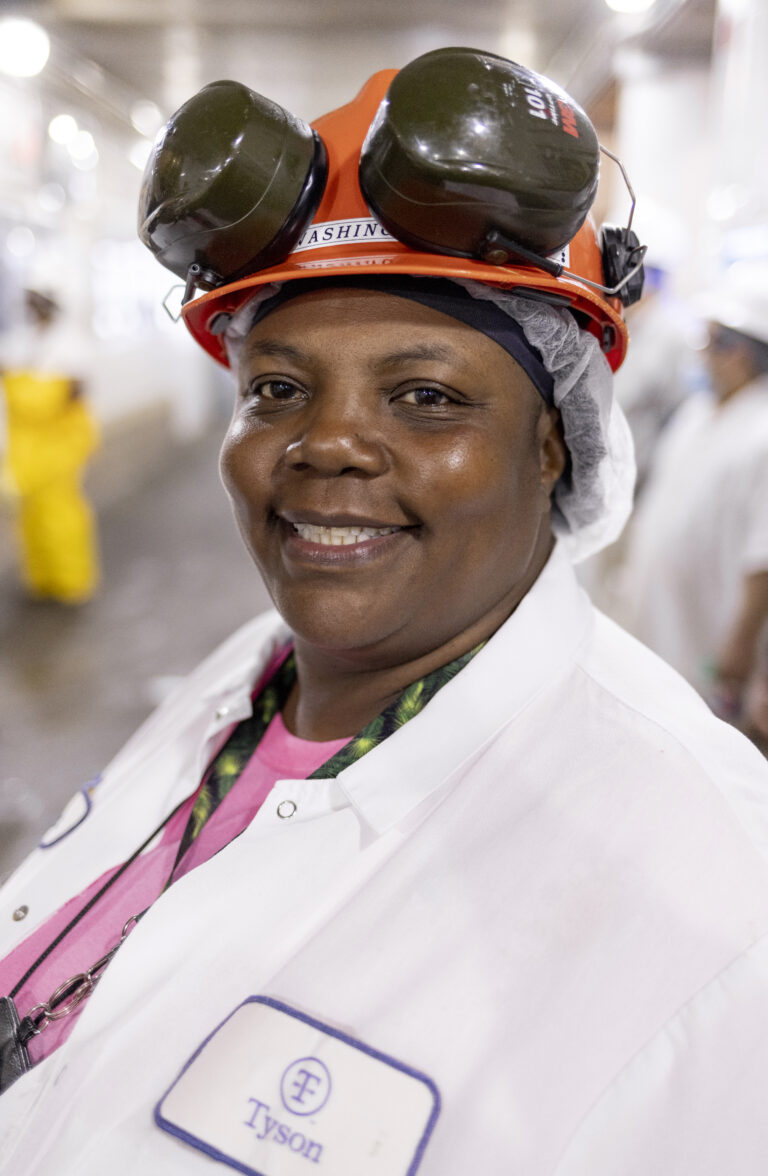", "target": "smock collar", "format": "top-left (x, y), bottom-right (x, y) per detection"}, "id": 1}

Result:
top-left (331, 543), bottom-right (593, 834)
